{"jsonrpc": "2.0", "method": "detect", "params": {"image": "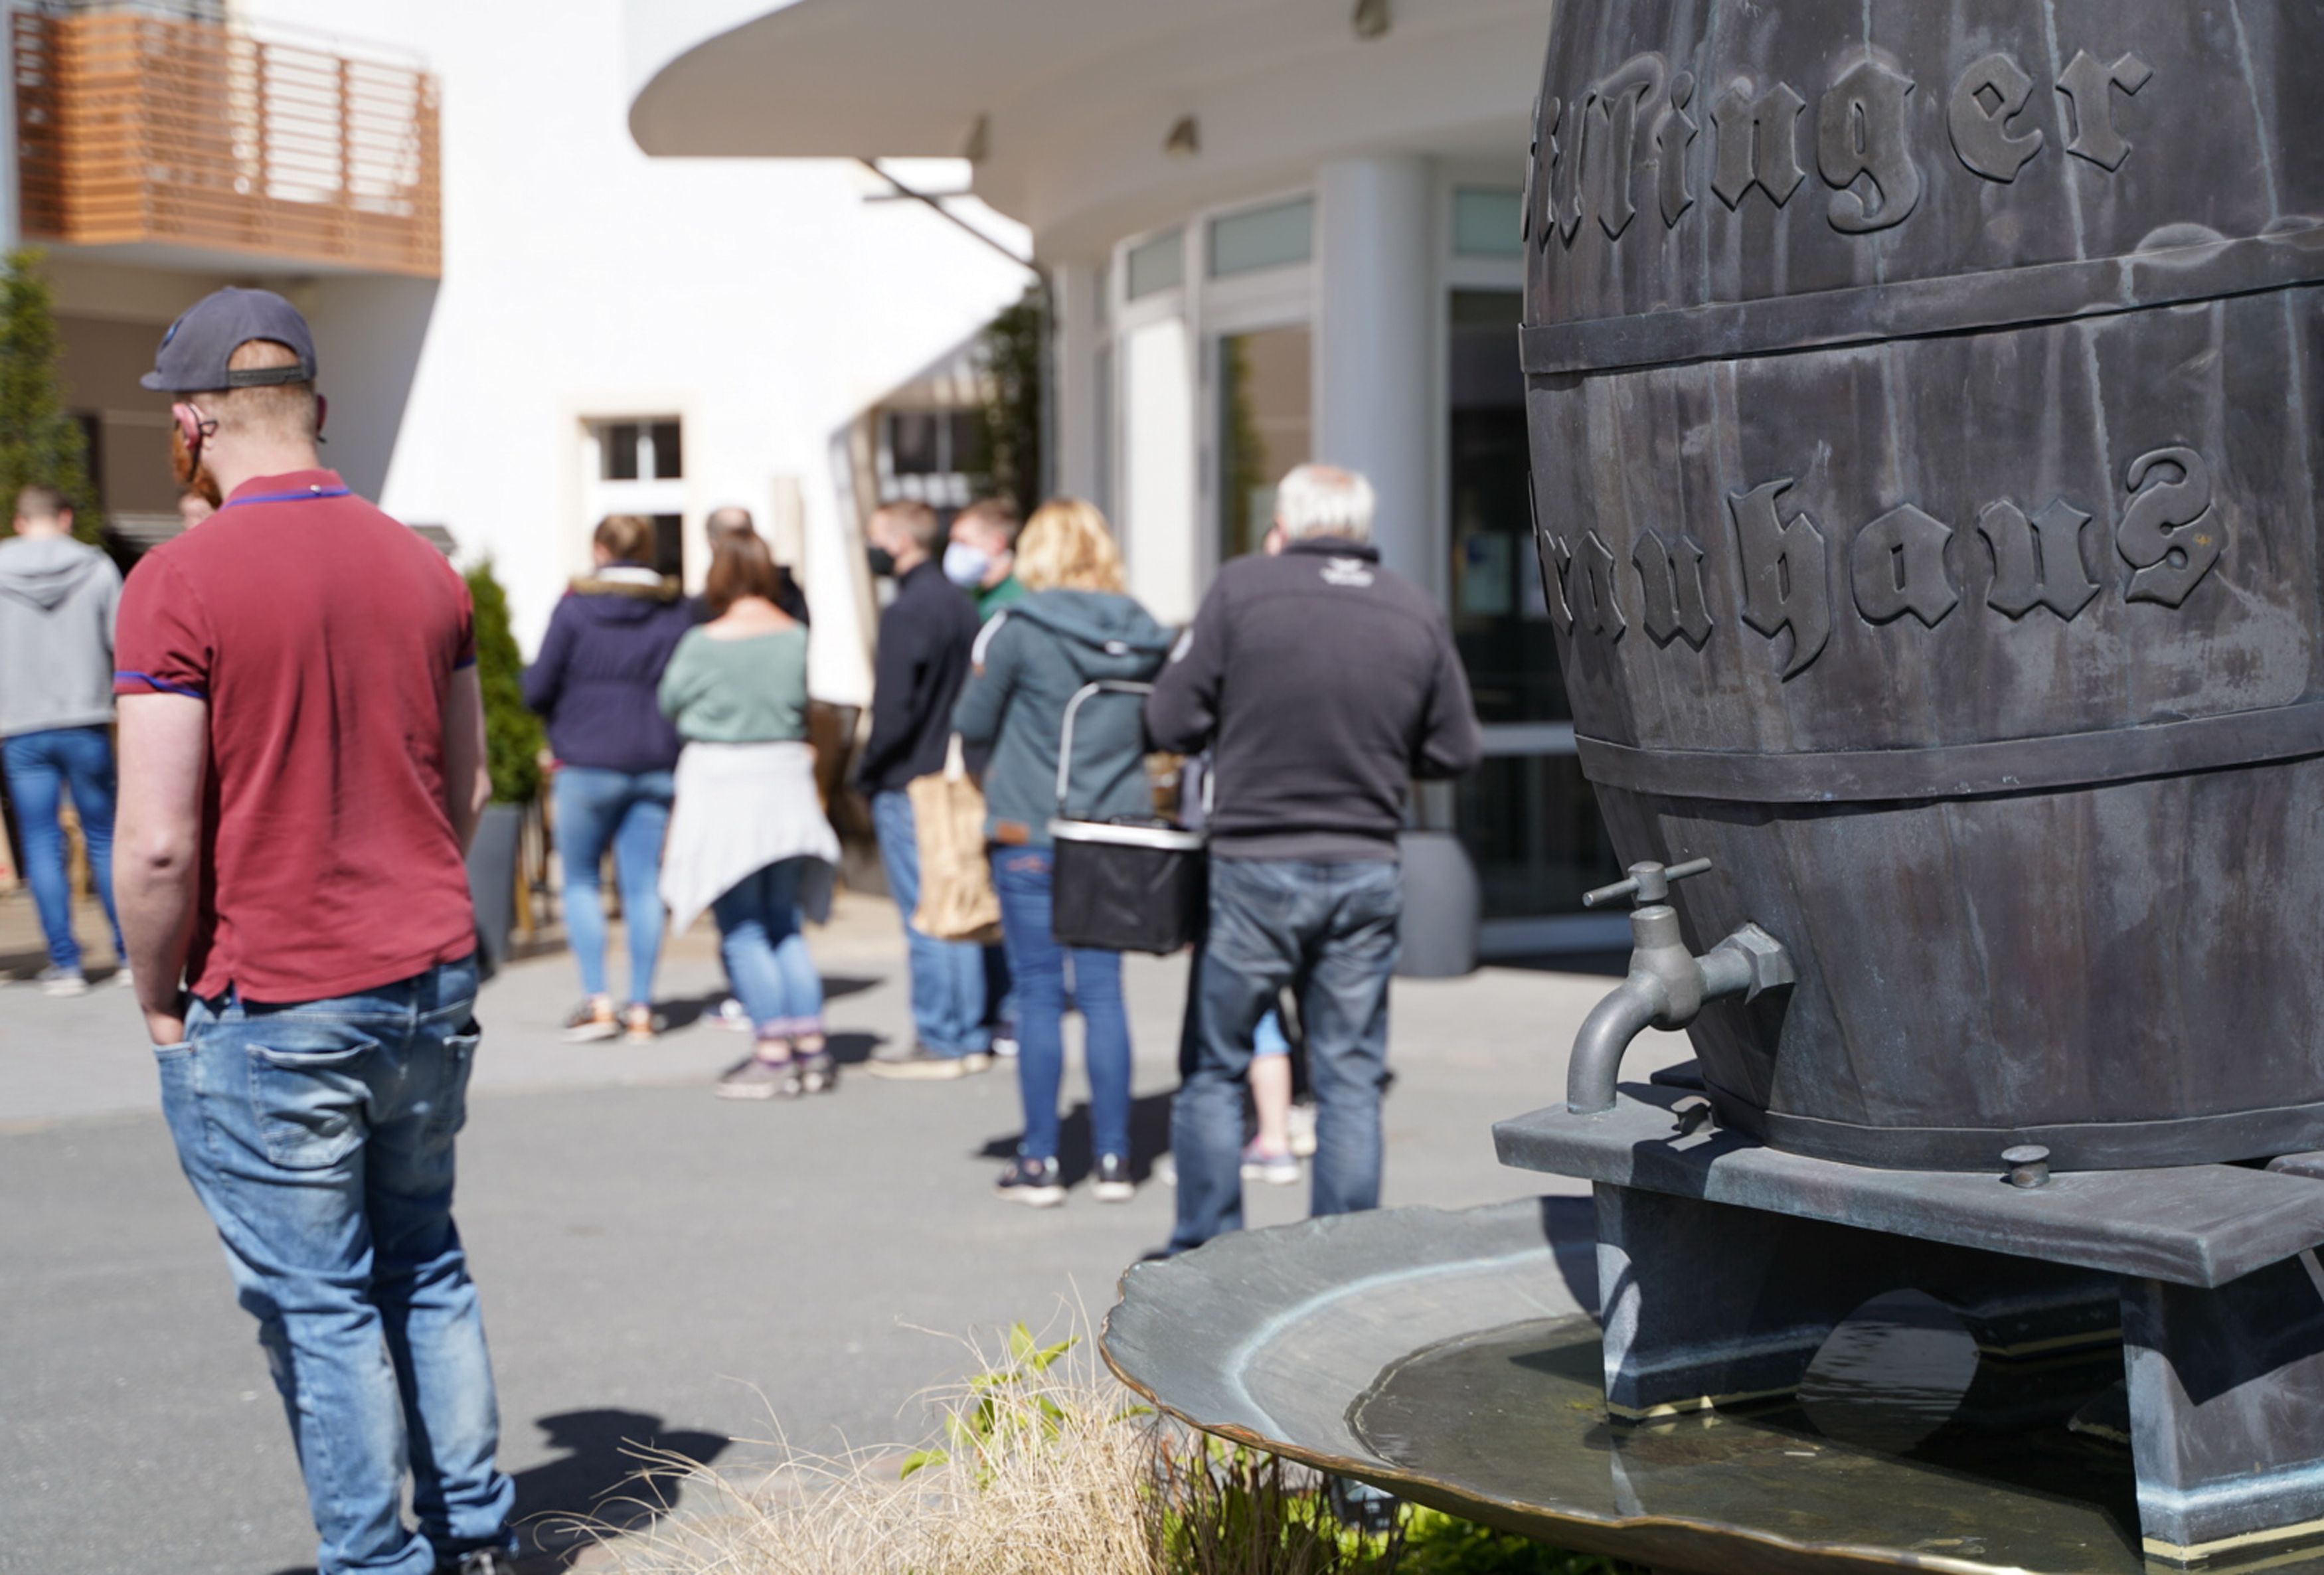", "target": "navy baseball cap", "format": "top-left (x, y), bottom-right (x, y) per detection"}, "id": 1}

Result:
top-left (141, 287), bottom-right (317, 394)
